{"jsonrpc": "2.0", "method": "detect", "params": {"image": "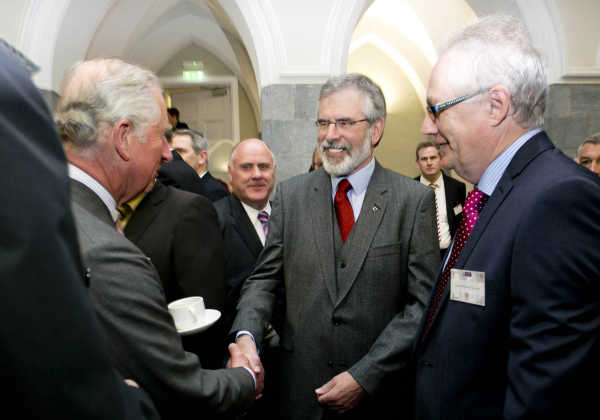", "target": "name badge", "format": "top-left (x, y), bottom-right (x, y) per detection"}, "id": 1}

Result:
top-left (450, 269), bottom-right (485, 306)
top-left (453, 204), bottom-right (463, 216)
